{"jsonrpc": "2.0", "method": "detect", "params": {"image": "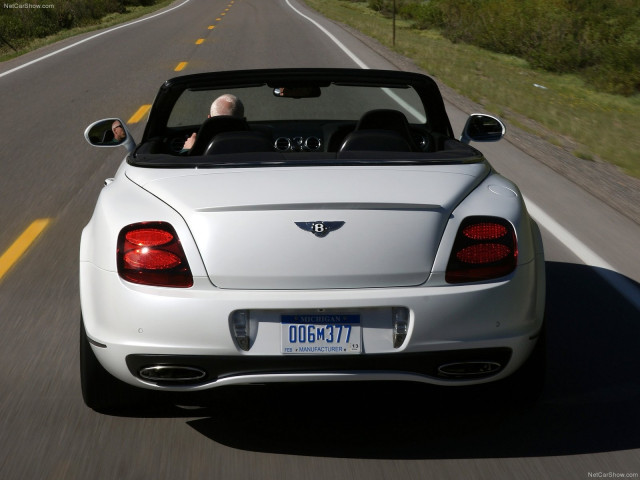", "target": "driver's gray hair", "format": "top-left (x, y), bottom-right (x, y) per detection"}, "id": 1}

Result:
top-left (210, 94), bottom-right (244, 118)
